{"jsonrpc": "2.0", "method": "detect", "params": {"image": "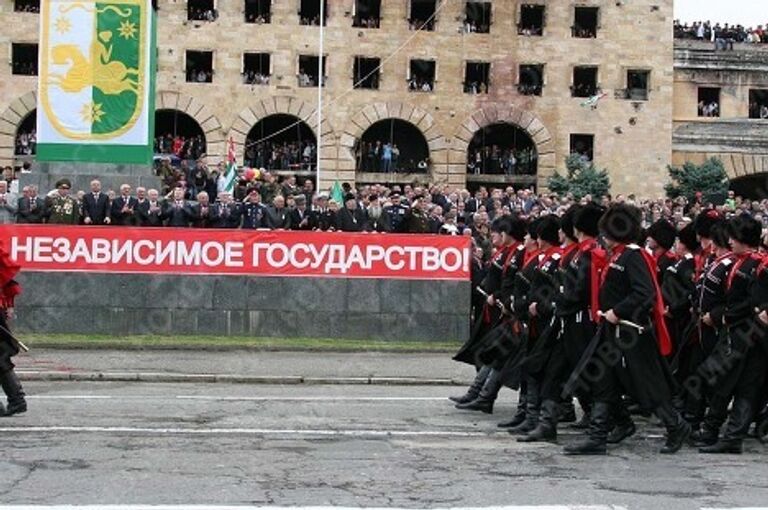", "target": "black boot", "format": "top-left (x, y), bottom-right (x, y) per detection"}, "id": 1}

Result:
top-left (498, 392), bottom-right (527, 428)
top-left (508, 386), bottom-right (540, 434)
top-left (607, 402), bottom-right (636, 444)
top-left (455, 368), bottom-right (502, 414)
top-left (518, 399), bottom-right (558, 443)
top-left (1, 370), bottom-right (26, 417)
top-left (657, 402), bottom-right (691, 454)
top-left (700, 398), bottom-right (752, 454)
top-left (692, 398), bottom-right (728, 446)
top-left (449, 366), bottom-right (491, 404)
top-left (564, 401), bottom-right (611, 455)
top-left (558, 399), bottom-right (577, 424)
